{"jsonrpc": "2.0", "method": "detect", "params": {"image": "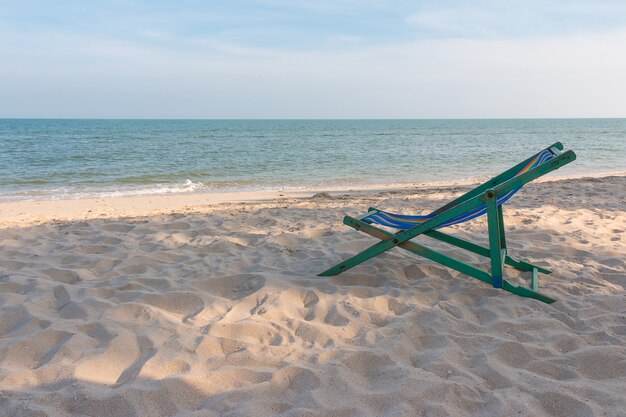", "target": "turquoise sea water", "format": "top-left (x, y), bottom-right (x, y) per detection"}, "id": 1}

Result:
top-left (0, 119), bottom-right (624, 201)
